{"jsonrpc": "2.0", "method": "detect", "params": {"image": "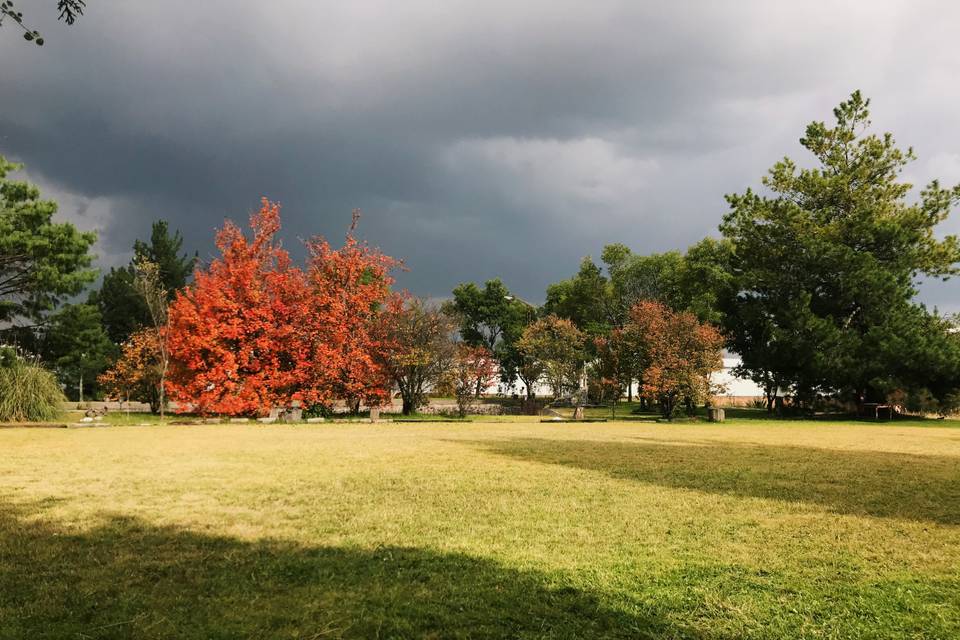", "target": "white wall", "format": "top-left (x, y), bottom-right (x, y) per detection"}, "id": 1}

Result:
top-left (478, 356), bottom-right (765, 399)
